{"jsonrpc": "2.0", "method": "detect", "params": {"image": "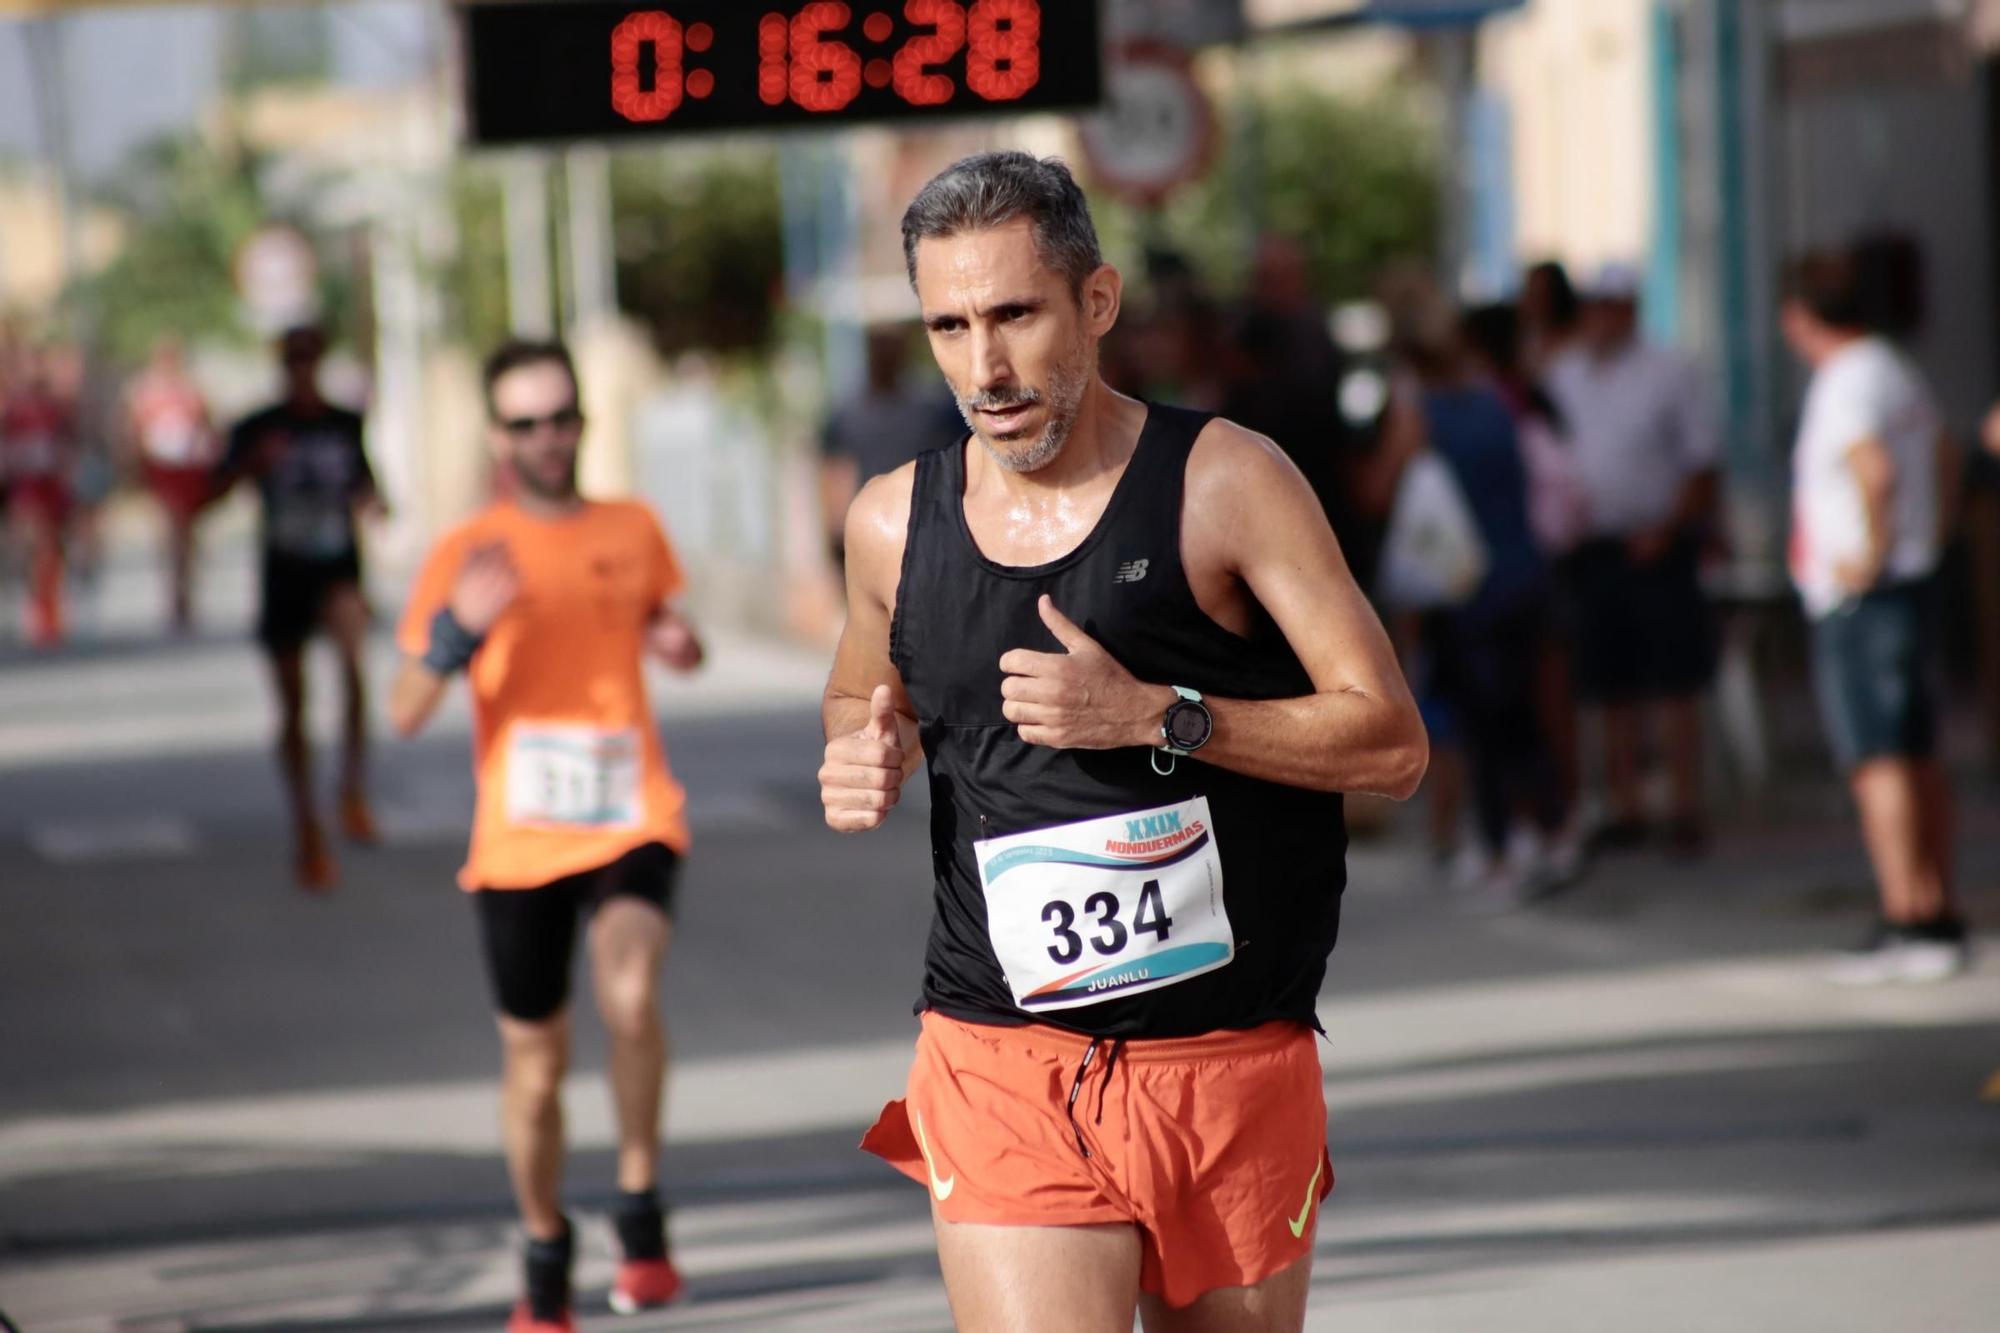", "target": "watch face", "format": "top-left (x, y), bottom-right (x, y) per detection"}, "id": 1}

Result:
top-left (1165, 699), bottom-right (1212, 750)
